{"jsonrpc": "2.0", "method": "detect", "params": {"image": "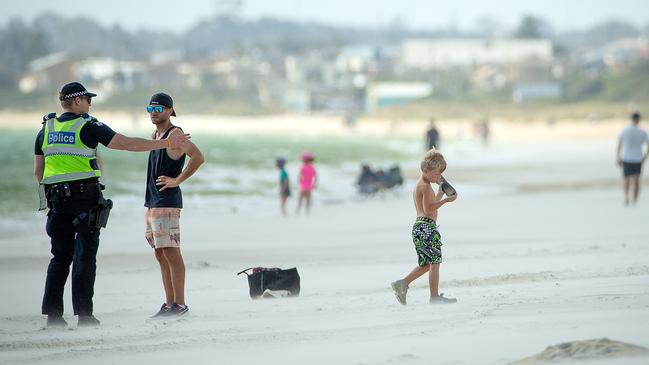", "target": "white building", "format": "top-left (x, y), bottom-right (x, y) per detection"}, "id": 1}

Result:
top-left (19, 52), bottom-right (76, 93)
top-left (512, 82), bottom-right (562, 103)
top-left (402, 39), bottom-right (553, 69)
top-left (579, 37), bottom-right (649, 71)
top-left (78, 58), bottom-right (147, 97)
top-left (365, 82), bottom-right (433, 113)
